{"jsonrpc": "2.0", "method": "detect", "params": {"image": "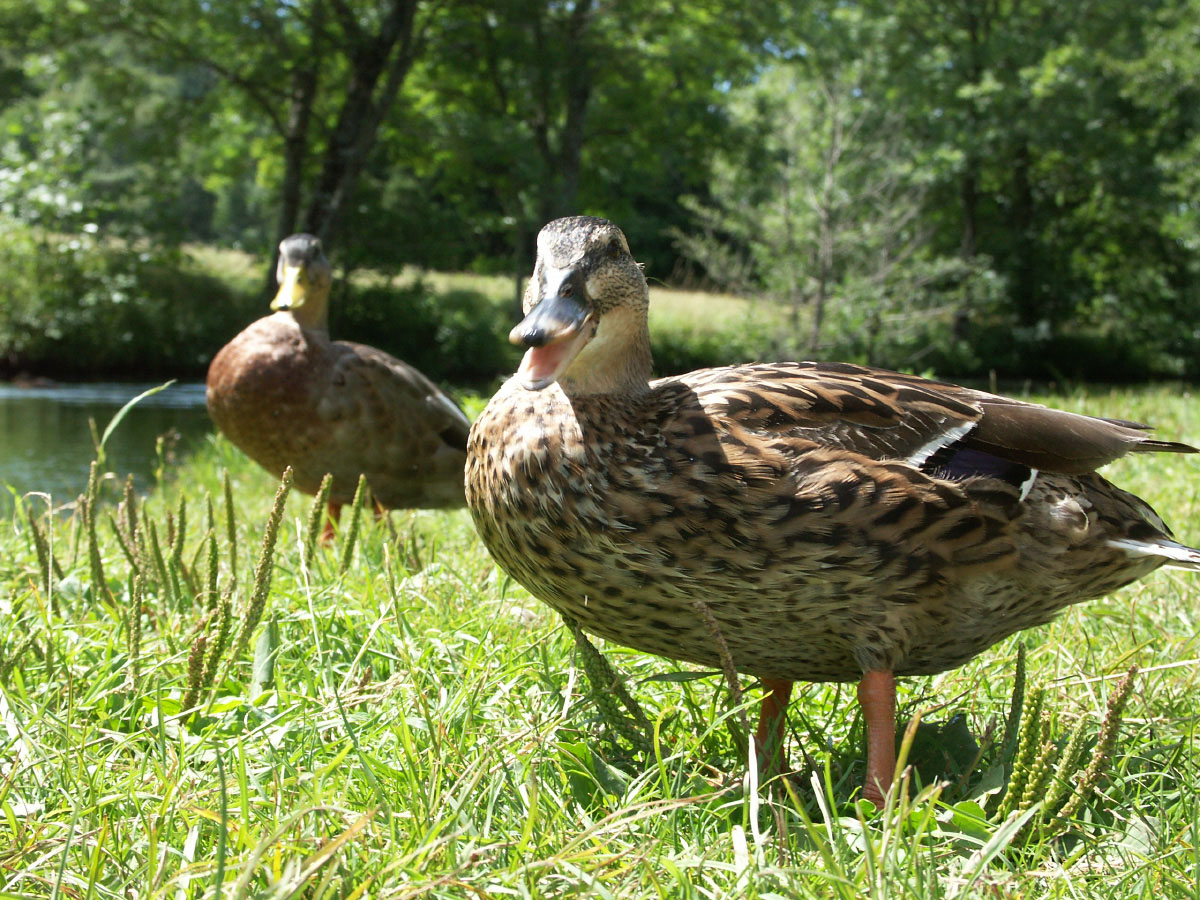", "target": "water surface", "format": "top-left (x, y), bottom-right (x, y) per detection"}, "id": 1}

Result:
top-left (0, 381), bottom-right (213, 513)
